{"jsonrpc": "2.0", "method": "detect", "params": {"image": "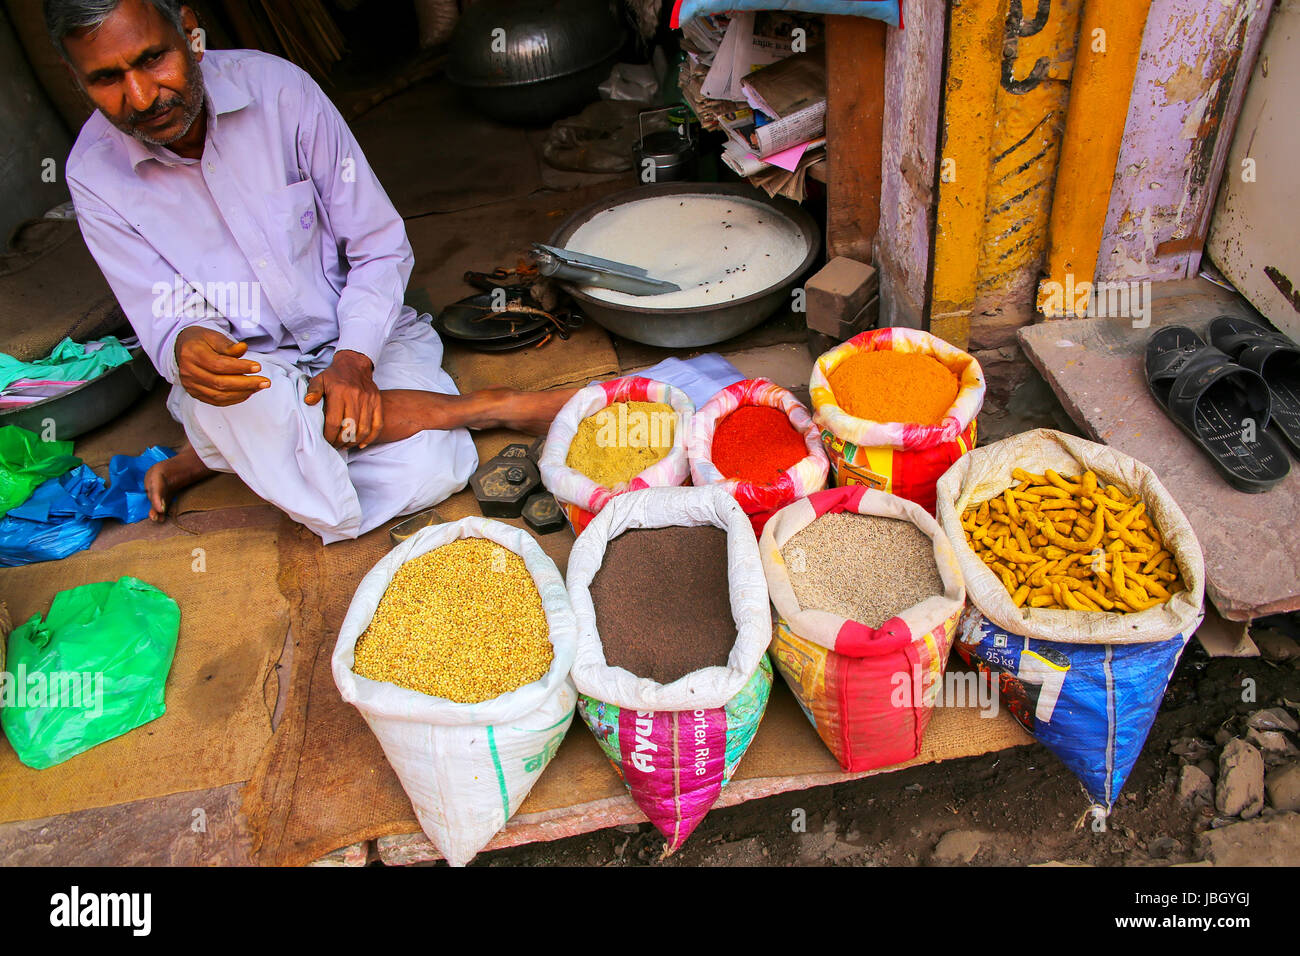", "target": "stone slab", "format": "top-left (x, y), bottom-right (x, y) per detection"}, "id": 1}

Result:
top-left (1018, 279), bottom-right (1300, 621)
